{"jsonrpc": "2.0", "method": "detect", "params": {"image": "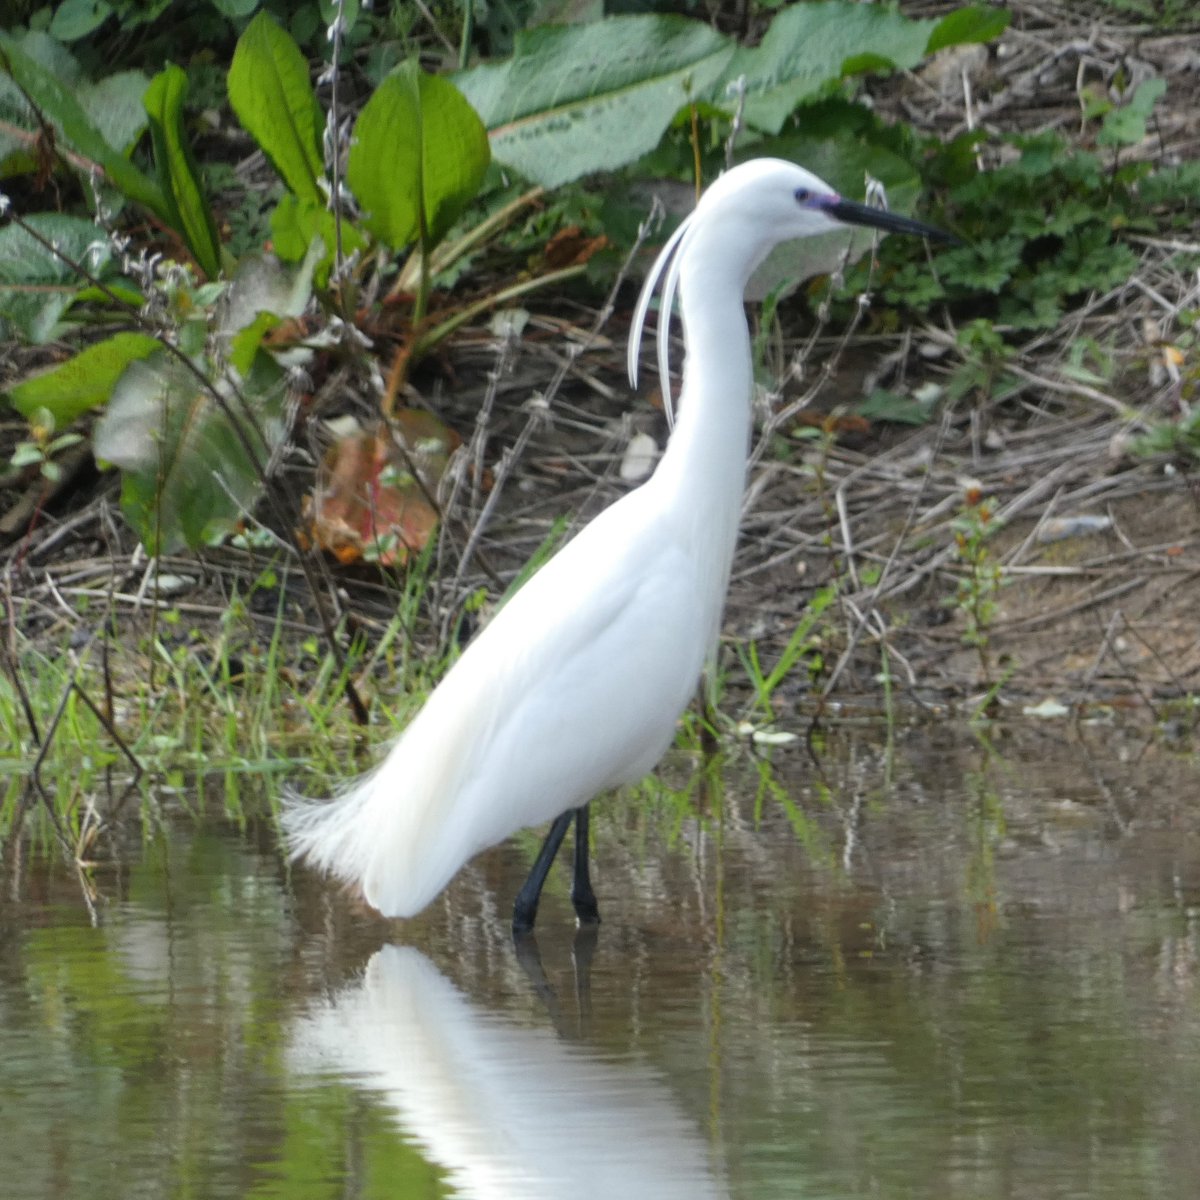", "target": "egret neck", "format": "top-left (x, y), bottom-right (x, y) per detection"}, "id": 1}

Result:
top-left (648, 222), bottom-right (761, 645)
